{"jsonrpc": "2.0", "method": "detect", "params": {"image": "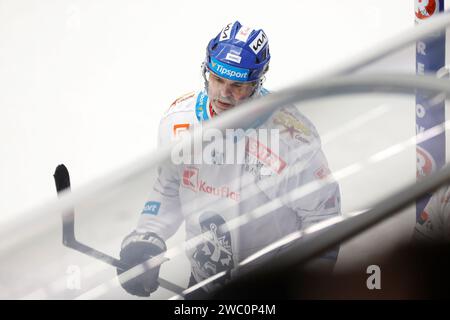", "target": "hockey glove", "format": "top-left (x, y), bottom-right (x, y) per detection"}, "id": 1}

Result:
top-left (117, 231), bottom-right (167, 297)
